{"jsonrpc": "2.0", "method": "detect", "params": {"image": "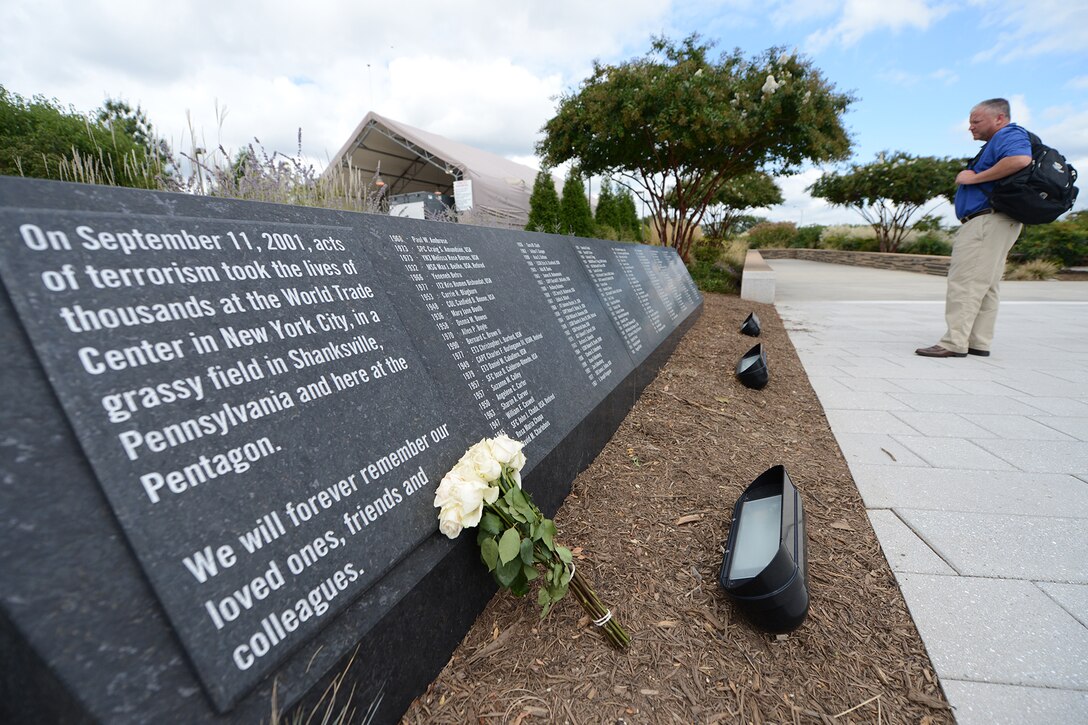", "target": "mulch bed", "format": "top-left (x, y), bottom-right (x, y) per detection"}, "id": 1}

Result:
top-left (401, 293), bottom-right (953, 724)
